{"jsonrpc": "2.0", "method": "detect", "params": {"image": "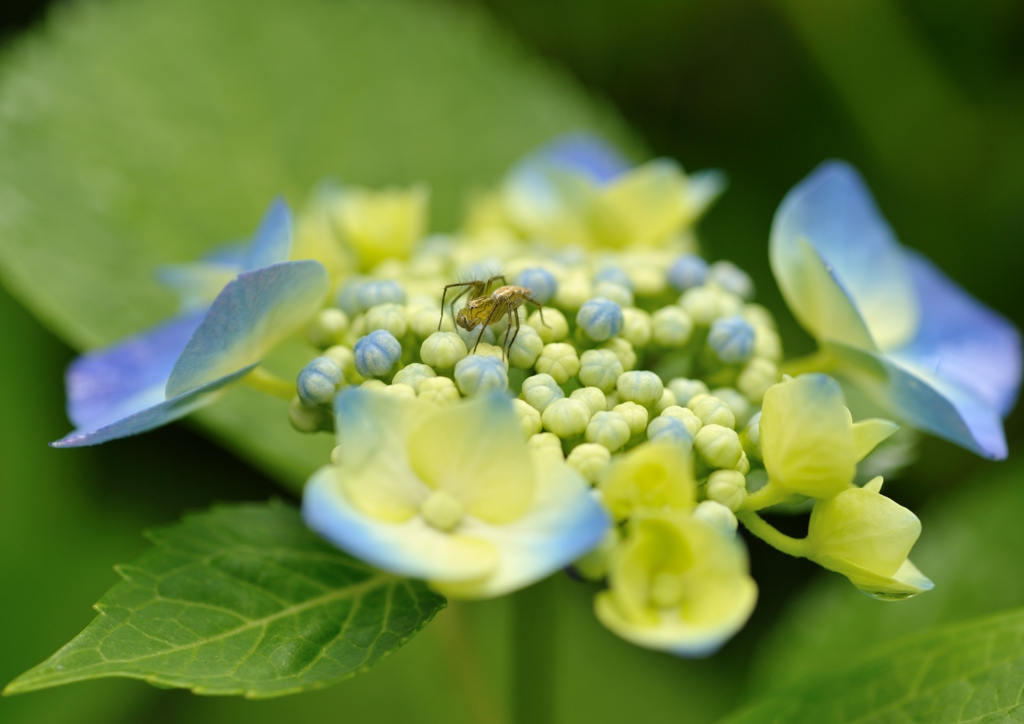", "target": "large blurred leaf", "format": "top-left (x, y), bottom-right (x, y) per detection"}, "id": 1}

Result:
top-left (0, 0), bottom-right (633, 485)
top-left (6, 501), bottom-right (445, 698)
top-left (748, 461), bottom-right (1024, 696)
top-left (722, 607), bottom-right (1024, 724)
